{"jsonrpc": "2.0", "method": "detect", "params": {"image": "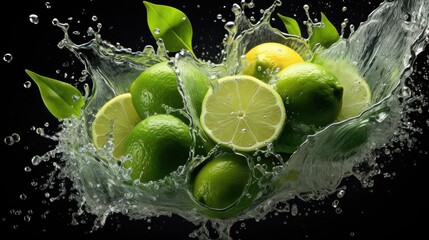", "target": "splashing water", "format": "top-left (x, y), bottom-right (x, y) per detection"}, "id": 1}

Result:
top-left (7, 0), bottom-right (429, 239)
